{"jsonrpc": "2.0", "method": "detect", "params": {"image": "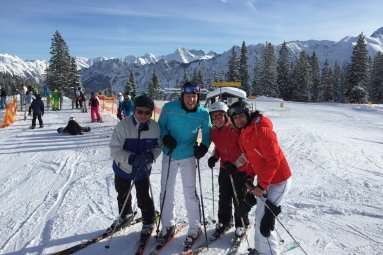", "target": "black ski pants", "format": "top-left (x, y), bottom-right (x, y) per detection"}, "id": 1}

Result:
top-left (31, 113), bottom-right (43, 127)
top-left (218, 169), bottom-right (249, 228)
top-left (114, 175), bottom-right (155, 225)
